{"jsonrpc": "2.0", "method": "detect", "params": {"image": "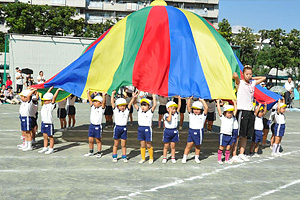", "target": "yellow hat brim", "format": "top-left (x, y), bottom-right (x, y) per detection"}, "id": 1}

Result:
top-left (168, 104), bottom-right (178, 108)
top-left (92, 99), bottom-right (101, 102)
top-left (140, 99), bottom-right (150, 105)
top-left (226, 108), bottom-right (235, 111)
top-left (280, 104), bottom-right (287, 108)
top-left (191, 106), bottom-right (201, 109)
top-left (42, 98), bottom-right (52, 101)
top-left (117, 103), bottom-right (128, 106)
